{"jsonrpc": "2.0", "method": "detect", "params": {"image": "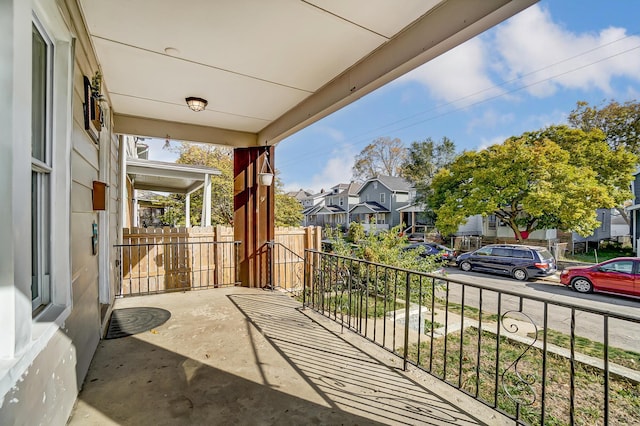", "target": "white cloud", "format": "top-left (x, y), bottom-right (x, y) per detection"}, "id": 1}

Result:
top-left (495, 4), bottom-right (640, 97)
top-left (399, 36), bottom-right (505, 107)
top-left (284, 145), bottom-right (356, 193)
top-left (467, 109), bottom-right (515, 133)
